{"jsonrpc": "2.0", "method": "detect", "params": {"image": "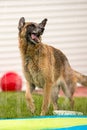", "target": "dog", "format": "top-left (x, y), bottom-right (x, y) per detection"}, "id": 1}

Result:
top-left (18, 17), bottom-right (87, 115)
